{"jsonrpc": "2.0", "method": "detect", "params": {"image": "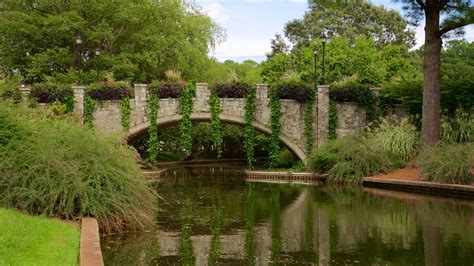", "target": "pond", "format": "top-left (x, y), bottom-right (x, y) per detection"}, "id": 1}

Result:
top-left (101, 166), bottom-right (474, 265)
